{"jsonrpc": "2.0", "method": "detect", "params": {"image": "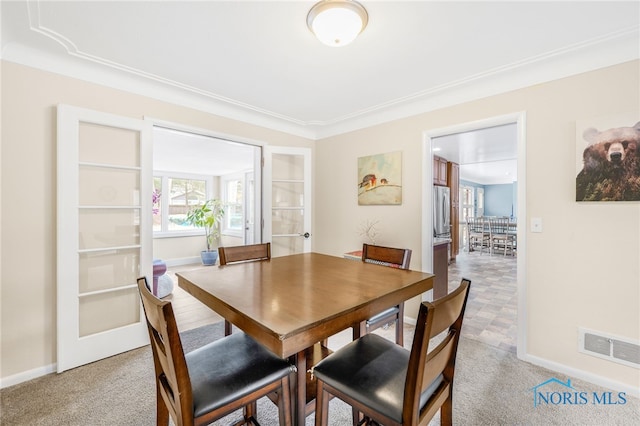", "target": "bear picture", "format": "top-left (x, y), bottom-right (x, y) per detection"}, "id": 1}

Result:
top-left (575, 118), bottom-right (640, 202)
